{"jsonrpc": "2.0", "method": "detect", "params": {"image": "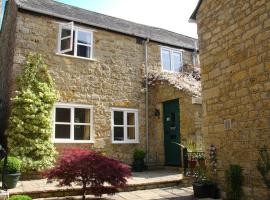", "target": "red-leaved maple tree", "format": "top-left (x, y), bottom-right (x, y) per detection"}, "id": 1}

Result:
top-left (43, 148), bottom-right (132, 200)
